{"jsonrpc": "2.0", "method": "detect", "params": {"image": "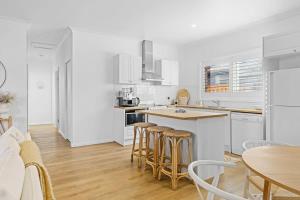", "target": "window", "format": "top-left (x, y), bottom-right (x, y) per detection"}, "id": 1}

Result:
top-left (232, 58), bottom-right (263, 92)
top-left (204, 64), bottom-right (230, 93)
top-left (202, 58), bottom-right (262, 93)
